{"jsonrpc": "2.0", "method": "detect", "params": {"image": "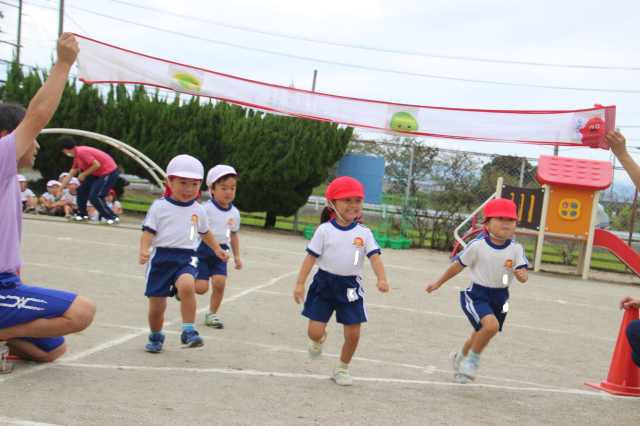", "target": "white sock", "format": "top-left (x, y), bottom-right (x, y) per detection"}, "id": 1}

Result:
top-left (339, 359), bottom-right (349, 367)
